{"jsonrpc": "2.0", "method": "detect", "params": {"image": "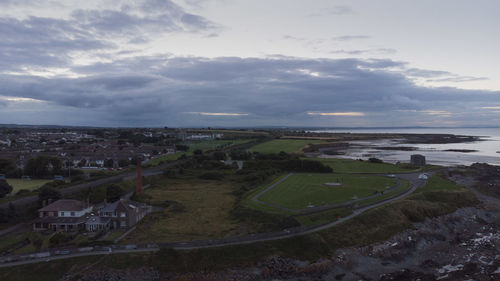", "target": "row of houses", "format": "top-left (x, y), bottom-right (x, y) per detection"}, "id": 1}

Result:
top-left (33, 199), bottom-right (152, 232)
